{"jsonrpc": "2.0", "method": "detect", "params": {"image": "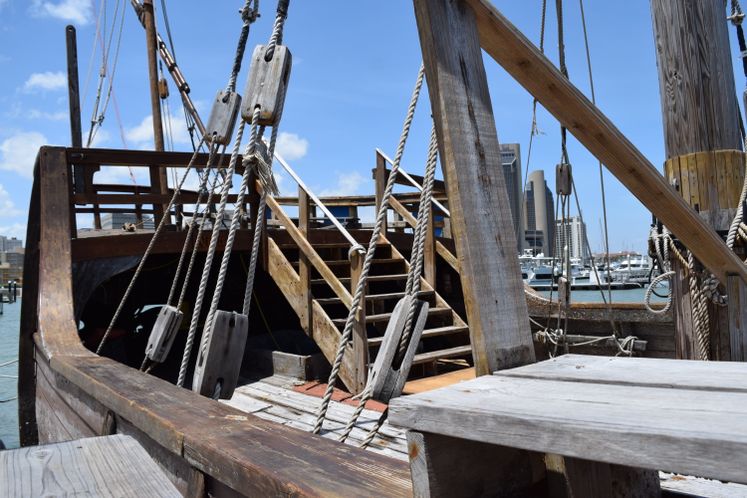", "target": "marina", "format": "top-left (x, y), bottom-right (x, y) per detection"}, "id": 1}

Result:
top-left (3, 0), bottom-right (747, 496)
